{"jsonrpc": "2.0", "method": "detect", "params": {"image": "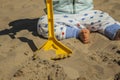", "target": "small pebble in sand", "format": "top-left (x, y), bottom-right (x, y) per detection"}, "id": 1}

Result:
top-left (114, 72), bottom-right (120, 80)
top-left (116, 50), bottom-right (120, 54)
top-left (24, 51), bottom-right (29, 56)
